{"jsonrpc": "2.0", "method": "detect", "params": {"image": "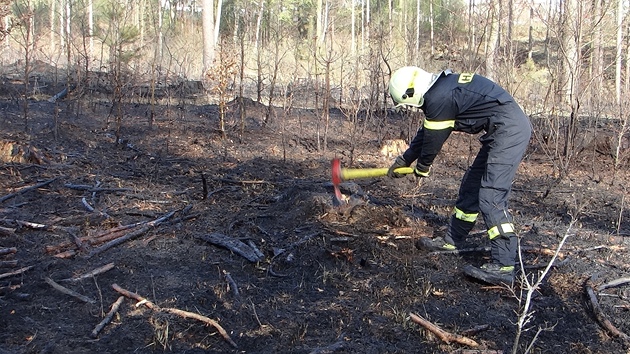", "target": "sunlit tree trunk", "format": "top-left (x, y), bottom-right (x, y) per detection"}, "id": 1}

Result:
top-left (255, 0), bottom-right (263, 102)
top-left (429, 0), bottom-right (434, 57)
top-left (560, 0), bottom-right (580, 106)
top-left (467, 0), bottom-right (476, 69)
top-left (321, 0), bottom-right (329, 43)
top-left (614, 0), bottom-right (623, 104)
top-left (214, 0), bottom-right (222, 44)
top-left (485, 0), bottom-right (498, 80)
top-left (388, 0), bottom-right (392, 39)
top-left (527, 0), bottom-right (533, 60)
top-left (360, 0), bottom-right (365, 51)
top-left (626, 21), bottom-right (630, 95)
top-left (351, 0), bottom-right (355, 54)
top-left (157, 0), bottom-right (163, 61)
top-left (316, 0), bottom-right (322, 42)
top-left (415, 0), bottom-right (420, 60)
top-left (202, 0), bottom-right (216, 75)
top-left (59, 0), bottom-right (64, 49)
top-left (88, 0), bottom-right (93, 69)
top-left (559, 0), bottom-right (582, 166)
top-left (50, 0), bottom-right (55, 50)
top-left (591, 0), bottom-right (603, 106)
top-left (366, 0), bottom-right (370, 42)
